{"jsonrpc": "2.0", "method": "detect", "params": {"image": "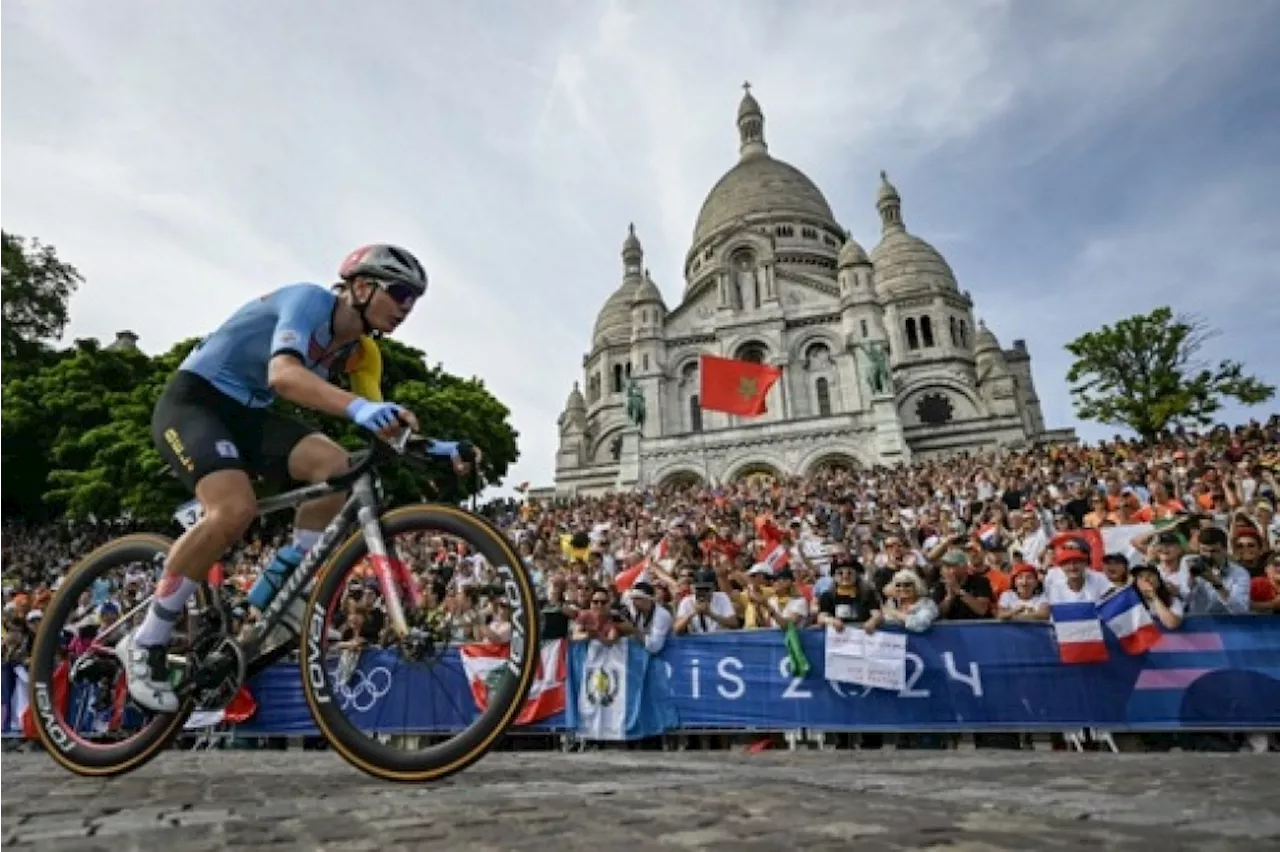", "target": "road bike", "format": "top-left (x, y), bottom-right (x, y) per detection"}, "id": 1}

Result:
top-left (25, 431), bottom-right (540, 782)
